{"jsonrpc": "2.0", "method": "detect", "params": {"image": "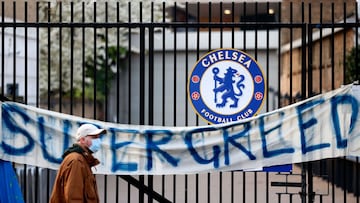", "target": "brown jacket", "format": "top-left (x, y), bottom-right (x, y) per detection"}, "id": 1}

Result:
top-left (50, 144), bottom-right (100, 203)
